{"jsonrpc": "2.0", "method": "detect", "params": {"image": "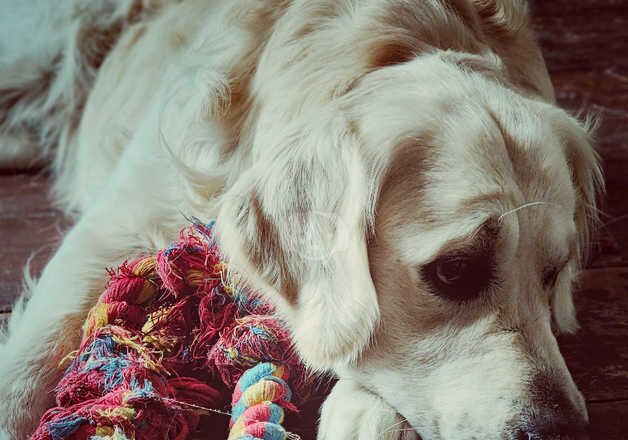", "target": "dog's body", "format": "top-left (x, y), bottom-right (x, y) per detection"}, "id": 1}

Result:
top-left (0, 1), bottom-right (602, 439)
